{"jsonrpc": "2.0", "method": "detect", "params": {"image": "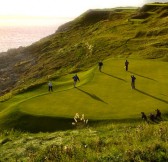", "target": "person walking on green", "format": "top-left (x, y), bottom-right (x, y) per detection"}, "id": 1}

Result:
top-left (125, 60), bottom-right (129, 71)
top-left (98, 61), bottom-right (103, 72)
top-left (72, 74), bottom-right (80, 88)
top-left (48, 81), bottom-right (53, 92)
top-left (131, 75), bottom-right (136, 89)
